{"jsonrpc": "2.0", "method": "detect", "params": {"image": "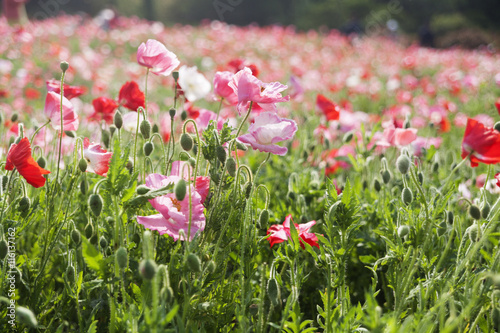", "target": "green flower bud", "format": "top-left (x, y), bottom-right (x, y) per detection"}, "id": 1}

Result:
top-left (186, 253), bottom-right (201, 272)
top-left (2, 175), bottom-right (7, 192)
top-left (0, 239), bottom-right (8, 260)
top-left (181, 110), bottom-right (187, 121)
top-left (78, 158), bottom-right (87, 173)
top-left (287, 191), bottom-right (296, 201)
top-left (188, 157), bottom-right (196, 168)
top-left (226, 158), bottom-right (236, 177)
top-left (216, 146), bottom-right (227, 163)
top-left (467, 223), bottom-right (478, 242)
top-left (84, 223), bottom-right (93, 239)
top-left (236, 140), bottom-right (248, 151)
top-left (447, 211), bottom-right (454, 224)
top-left (116, 247), bottom-right (128, 270)
top-left (109, 125), bottom-right (116, 137)
top-left (139, 259), bottom-right (157, 280)
top-left (169, 108), bottom-right (176, 118)
top-left (398, 225), bottom-right (410, 238)
top-left (207, 260), bottom-right (216, 274)
top-left (102, 129), bottom-right (110, 148)
top-left (417, 172), bottom-right (424, 185)
top-left (126, 159), bottom-right (134, 172)
top-left (18, 197), bottom-right (30, 212)
top-left (143, 142), bottom-right (154, 156)
top-left (16, 306), bottom-right (38, 328)
top-left (180, 153), bottom-right (190, 161)
top-left (152, 123), bottom-right (159, 134)
top-left (402, 187), bottom-right (413, 205)
top-left (396, 155), bottom-right (411, 174)
top-left (36, 156), bottom-right (46, 169)
top-left (10, 113), bottom-right (18, 122)
top-left (114, 110), bottom-right (123, 129)
top-left (175, 179), bottom-right (187, 201)
top-left (71, 229), bottom-right (81, 245)
top-left (64, 130), bottom-right (76, 138)
top-left (436, 221), bottom-right (447, 237)
top-left (172, 71), bottom-right (179, 81)
top-left (342, 131), bottom-right (353, 143)
top-left (432, 162), bottom-right (439, 173)
top-left (136, 185), bottom-right (150, 195)
top-left (60, 61), bottom-right (69, 72)
top-left (481, 202), bottom-right (491, 219)
top-left (99, 236), bottom-right (108, 249)
top-left (80, 179), bottom-right (87, 195)
top-left (66, 265), bottom-right (75, 283)
top-left (140, 119), bottom-right (152, 139)
top-left (245, 183), bottom-right (252, 199)
top-left (259, 209), bottom-right (269, 227)
top-left (495, 122), bottom-right (500, 132)
top-left (469, 204), bottom-right (481, 220)
top-left (180, 133), bottom-right (193, 151)
top-left (89, 194), bottom-right (103, 217)
top-left (373, 179), bottom-right (381, 192)
top-left (132, 232), bottom-right (141, 244)
top-left (381, 170), bottom-right (391, 184)
top-left (267, 277), bottom-right (281, 307)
